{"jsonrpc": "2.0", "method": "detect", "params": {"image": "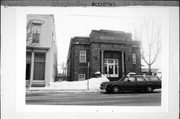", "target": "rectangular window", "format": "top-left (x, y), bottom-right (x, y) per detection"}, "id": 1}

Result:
top-left (78, 74), bottom-right (85, 81)
top-left (32, 33), bottom-right (40, 43)
top-left (136, 77), bottom-right (145, 82)
top-left (145, 76), bottom-right (160, 81)
top-left (132, 53), bottom-right (136, 64)
top-left (79, 51), bottom-right (86, 63)
top-left (32, 23), bottom-right (41, 43)
top-left (33, 53), bottom-right (45, 80)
